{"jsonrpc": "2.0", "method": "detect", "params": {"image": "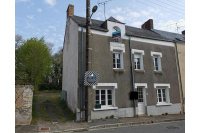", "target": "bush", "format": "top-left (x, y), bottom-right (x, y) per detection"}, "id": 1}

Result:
top-left (110, 115), bottom-right (114, 119)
